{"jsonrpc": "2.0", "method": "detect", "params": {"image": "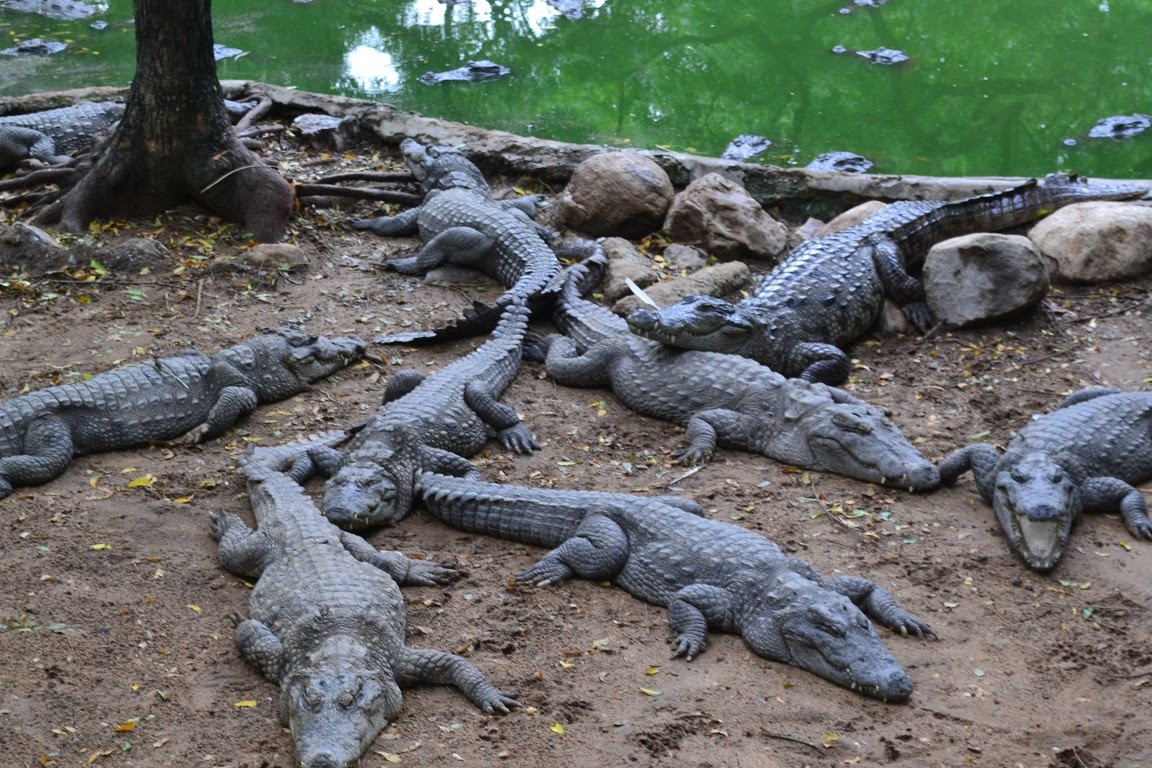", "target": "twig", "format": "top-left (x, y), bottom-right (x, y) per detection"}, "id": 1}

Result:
top-left (234, 95), bottom-right (273, 132)
top-left (236, 124), bottom-right (287, 139)
top-left (294, 183), bottom-right (421, 206)
top-left (193, 279), bottom-right (204, 318)
top-left (0, 167), bottom-right (75, 191)
top-left (314, 170), bottom-right (416, 184)
top-left (758, 729), bottom-right (823, 753)
top-left (200, 164), bottom-right (265, 194)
